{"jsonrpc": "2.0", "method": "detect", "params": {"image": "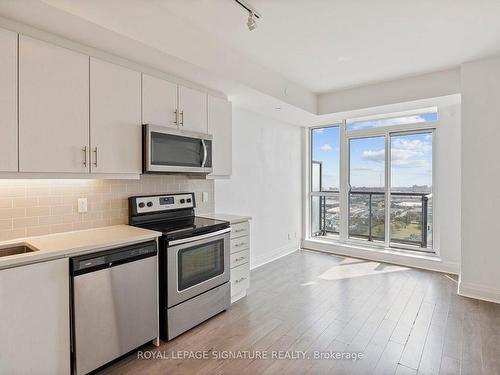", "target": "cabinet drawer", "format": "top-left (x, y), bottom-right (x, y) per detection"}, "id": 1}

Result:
top-left (230, 263), bottom-right (250, 297)
top-left (231, 221), bottom-right (249, 239)
top-left (230, 249), bottom-right (249, 269)
top-left (231, 236), bottom-right (249, 254)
